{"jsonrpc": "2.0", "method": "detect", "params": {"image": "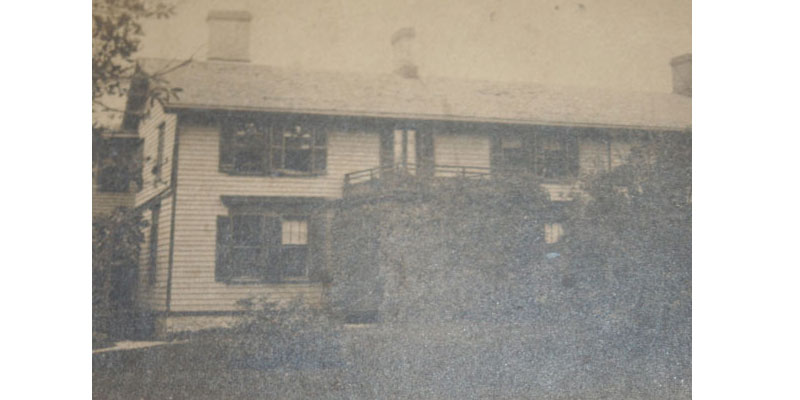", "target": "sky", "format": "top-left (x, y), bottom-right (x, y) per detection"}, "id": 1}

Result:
top-left (138, 0), bottom-right (691, 93)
